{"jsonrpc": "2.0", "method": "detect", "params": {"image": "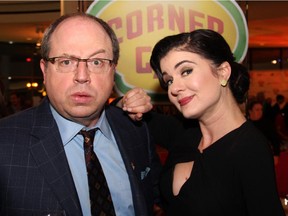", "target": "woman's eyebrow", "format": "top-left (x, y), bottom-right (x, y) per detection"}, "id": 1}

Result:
top-left (174, 60), bottom-right (195, 69)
